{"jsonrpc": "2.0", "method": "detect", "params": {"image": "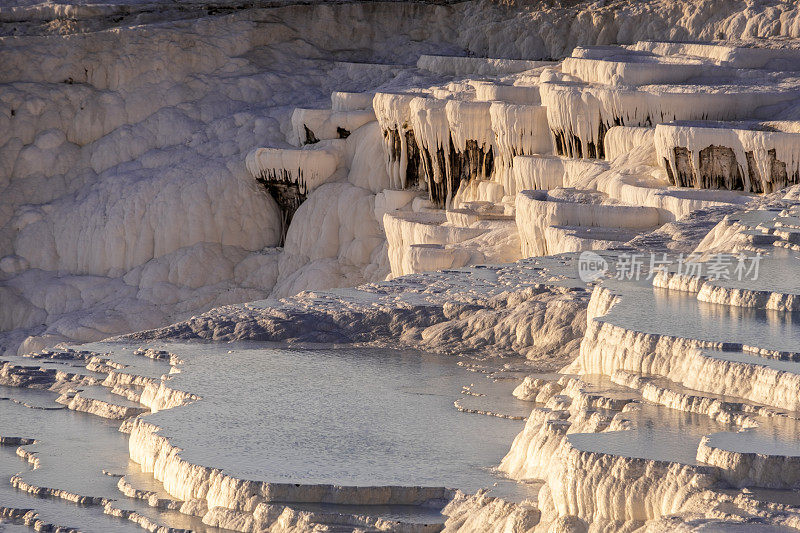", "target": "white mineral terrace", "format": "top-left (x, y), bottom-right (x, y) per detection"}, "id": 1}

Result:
top-left (245, 144), bottom-right (344, 194)
top-left (655, 120), bottom-right (800, 193)
top-left (5, 0), bottom-right (800, 531)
